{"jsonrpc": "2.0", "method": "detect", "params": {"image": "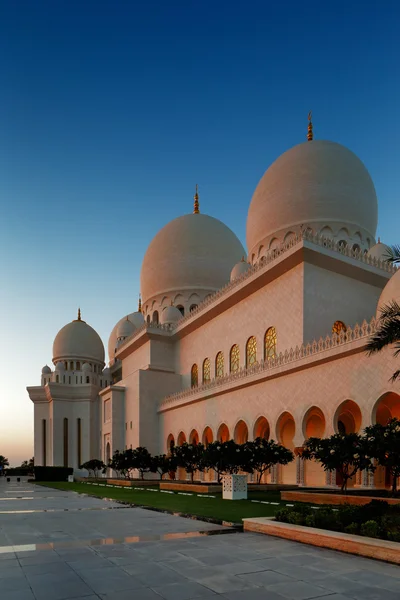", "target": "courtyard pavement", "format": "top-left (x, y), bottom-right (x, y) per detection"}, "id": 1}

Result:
top-left (0, 478), bottom-right (399, 600)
